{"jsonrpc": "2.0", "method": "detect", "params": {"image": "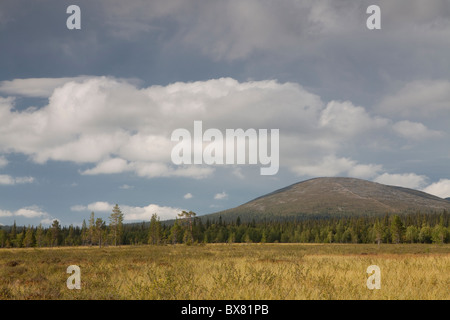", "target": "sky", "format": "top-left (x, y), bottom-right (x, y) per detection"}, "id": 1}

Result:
top-left (1, 0), bottom-right (450, 227)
